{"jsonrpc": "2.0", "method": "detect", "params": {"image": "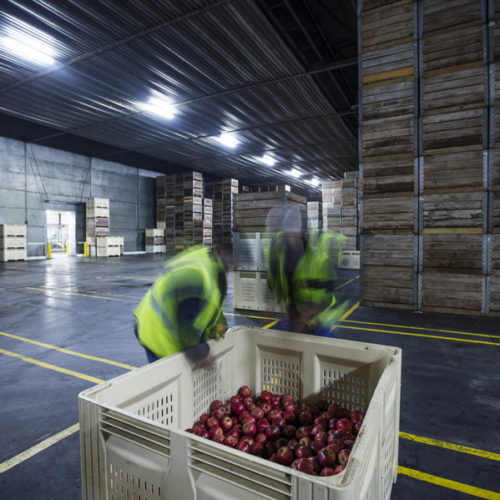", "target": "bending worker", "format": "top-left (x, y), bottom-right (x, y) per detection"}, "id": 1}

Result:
top-left (266, 206), bottom-right (347, 335)
top-left (134, 244), bottom-right (228, 366)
